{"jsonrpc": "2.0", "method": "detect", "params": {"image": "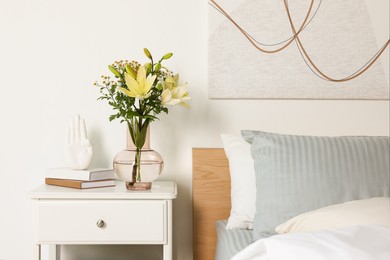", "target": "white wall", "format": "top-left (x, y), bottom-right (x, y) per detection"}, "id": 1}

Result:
top-left (0, 0), bottom-right (388, 259)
